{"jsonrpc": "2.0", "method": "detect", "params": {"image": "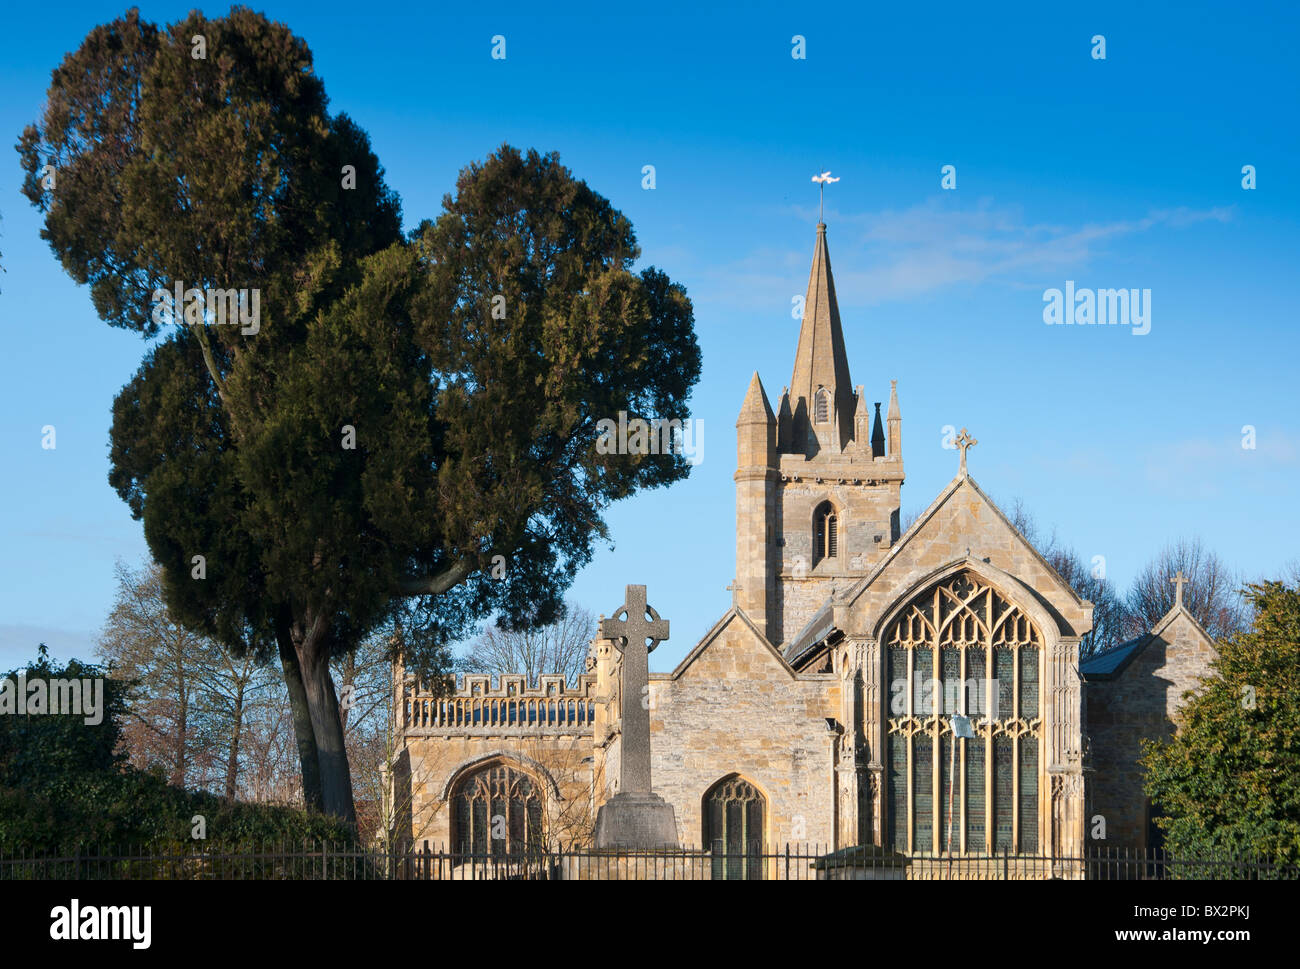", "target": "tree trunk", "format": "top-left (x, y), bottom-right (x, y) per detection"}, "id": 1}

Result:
top-left (295, 624), bottom-right (357, 828)
top-left (224, 680), bottom-right (246, 800)
top-left (276, 622), bottom-right (324, 812)
top-left (174, 658), bottom-right (187, 788)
